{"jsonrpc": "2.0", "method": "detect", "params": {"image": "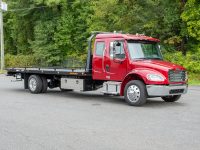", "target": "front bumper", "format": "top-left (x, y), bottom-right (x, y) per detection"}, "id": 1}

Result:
top-left (146, 84), bottom-right (188, 96)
